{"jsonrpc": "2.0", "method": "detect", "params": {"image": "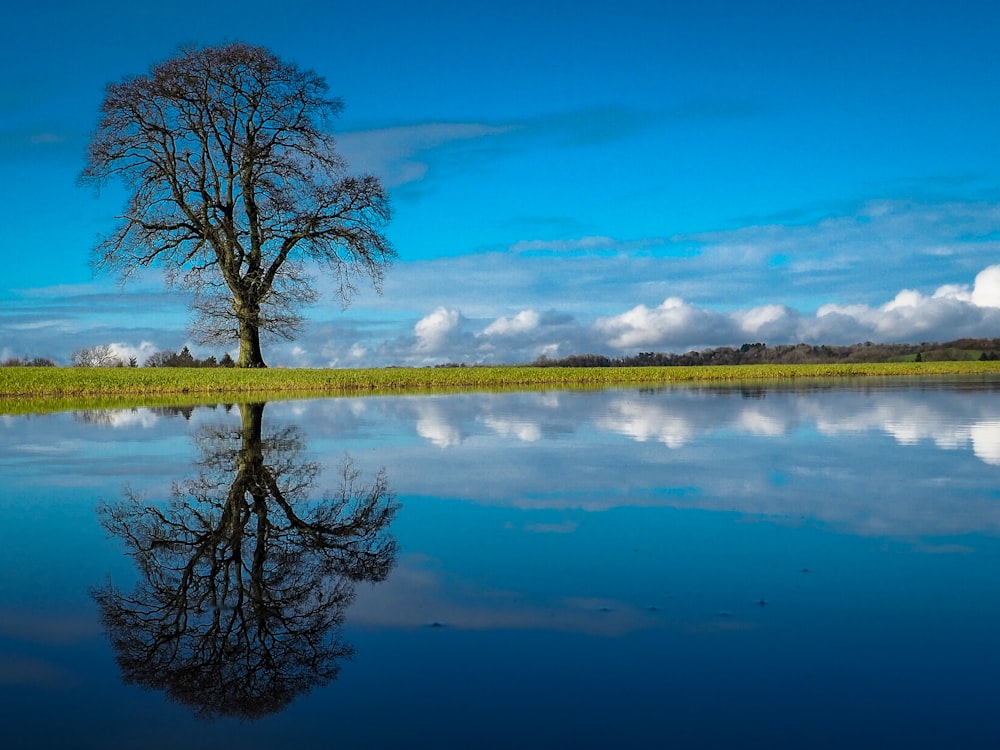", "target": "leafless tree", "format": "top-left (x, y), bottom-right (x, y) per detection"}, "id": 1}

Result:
top-left (70, 344), bottom-right (124, 367)
top-left (81, 43), bottom-right (395, 368)
top-left (93, 402), bottom-right (398, 718)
